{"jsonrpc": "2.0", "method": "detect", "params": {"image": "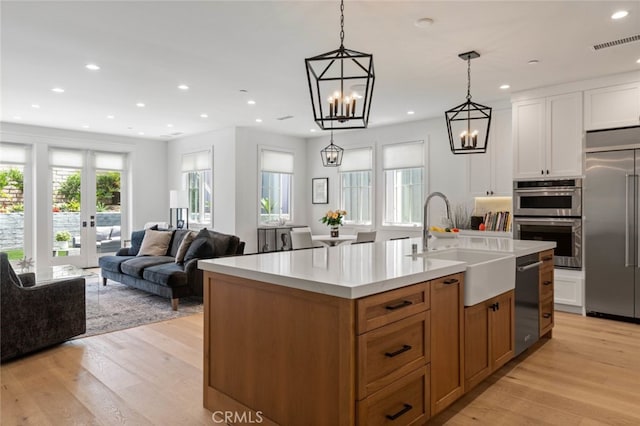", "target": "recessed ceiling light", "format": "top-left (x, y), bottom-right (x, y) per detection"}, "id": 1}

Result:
top-left (414, 17), bottom-right (434, 28)
top-left (255, 118), bottom-right (263, 123)
top-left (138, 132), bottom-right (145, 135)
top-left (310, 129), bottom-right (316, 132)
top-left (247, 100), bottom-right (256, 105)
top-left (12, 116), bottom-right (21, 120)
top-left (528, 59), bottom-right (540, 65)
top-left (82, 125), bottom-right (90, 129)
top-left (52, 87), bottom-right (65, 93)
top-left (178, 84), bottom-right (189, 90)
top-left (636, 58), bottom-right (640, 64)
top-left (500, 84), bottom-right (511, 90)
top-left (167, 124), bottom-right (174, 128)
top-left (407, 110), bottom-right (415, 115)
top-left (31, 104), bottom-right (40, 109)
top-left (106, 115), bottom-right (115, 119)
top-left (85, 63), bottom-right (100, 71)
top-left (200, 113), bottom-right (208, 118)
top-left (136, 102), bottom-right (145, 107)
top-left (611, 10), bottom-right (629, 20)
